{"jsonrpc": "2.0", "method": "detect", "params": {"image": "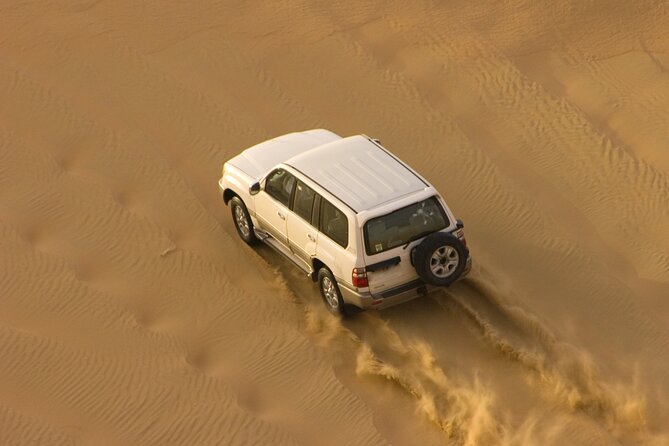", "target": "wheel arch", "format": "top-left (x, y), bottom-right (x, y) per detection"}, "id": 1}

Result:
top-left (311, 257), bottom-right (327, 282)
top-left (223, 188), bottom-right (237, 205)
